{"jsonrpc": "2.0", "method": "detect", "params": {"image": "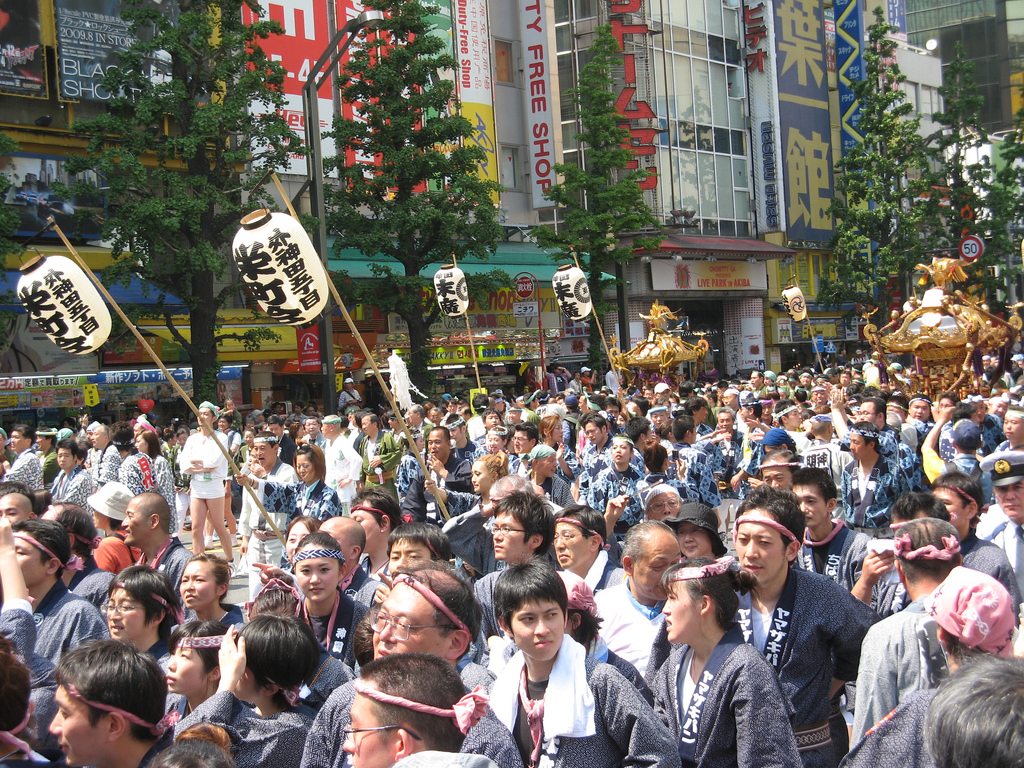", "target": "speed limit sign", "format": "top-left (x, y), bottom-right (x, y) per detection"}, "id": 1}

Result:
top-left (959, 235), bottom-right (984, 262)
